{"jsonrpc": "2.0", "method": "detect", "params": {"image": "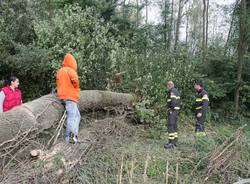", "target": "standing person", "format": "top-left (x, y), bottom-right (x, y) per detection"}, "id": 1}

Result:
top-left (0, 76), bottom-right (22, 113)
top-left (56, 53), bottom-right (81, 143)
top-left (194, 81), bottom-right (209, 137)
top-left (164, 81), bottom-right (181, 149)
